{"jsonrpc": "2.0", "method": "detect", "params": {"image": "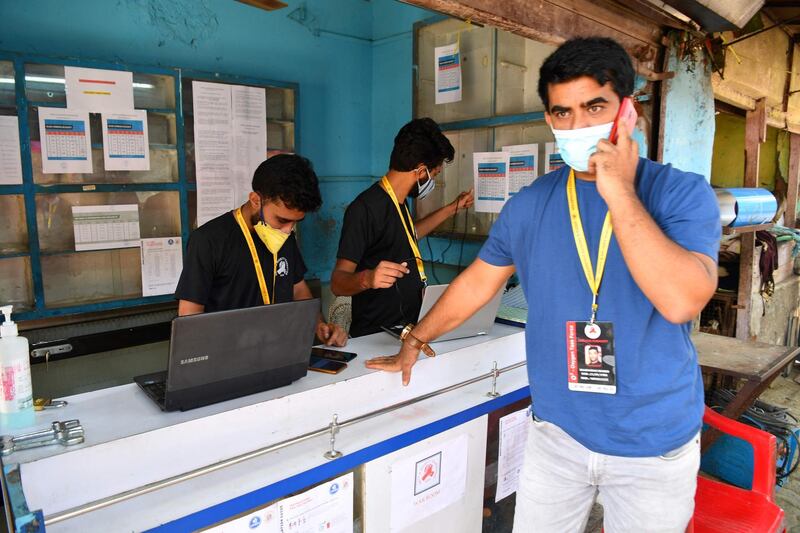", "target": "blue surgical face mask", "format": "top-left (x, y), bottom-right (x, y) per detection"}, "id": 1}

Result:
top-left (551, 122), bottom-right (614, 172)
top-left (410, 167), bottom-right (436, 199)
